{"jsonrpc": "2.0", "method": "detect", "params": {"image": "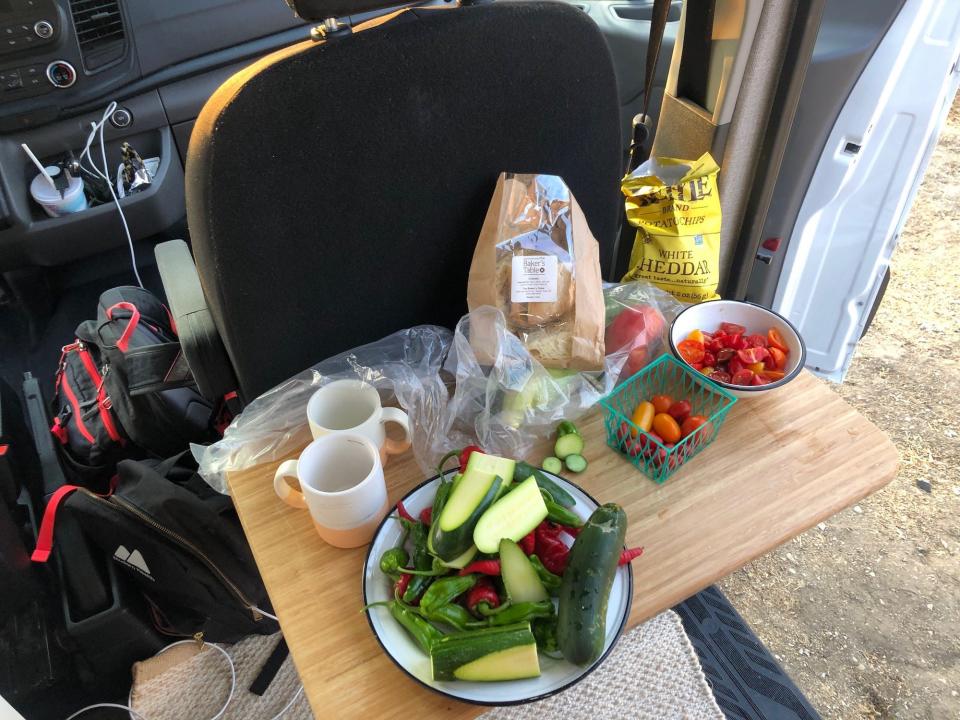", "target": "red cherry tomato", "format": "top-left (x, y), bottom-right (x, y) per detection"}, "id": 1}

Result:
top-left (767, 327), bottom-right (789, 353)
top-left (677, 339), bottom-right (705, 365)
top-left (720, 322), bottom-right (746, 336)
top-left (681, 415), bottom-right (709, 437)
top-left (667, 400), bottom-right (692, 424)
top-left (710, 370), bottom-right (732, 383)
top-left (746, 334), bottom-right (768, 348)
top-left (737, 347), bottom-right (770, 364)
top-left (650, 395), bottom-right (673, 414)
top-left (731, 369), bottom-right (754, 386)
